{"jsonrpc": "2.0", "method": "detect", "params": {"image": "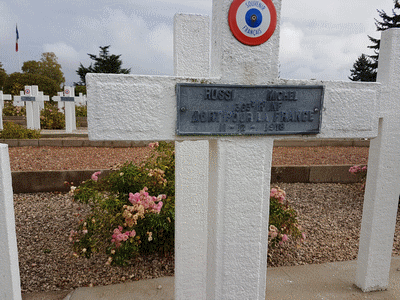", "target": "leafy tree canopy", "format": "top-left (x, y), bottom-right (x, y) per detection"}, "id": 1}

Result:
top-left (349, 54), bottom-right (377, 82)
top-left (76, 45), bottom-right (131, 85)
top-left (3, 72), bottom-right (59, 97)
top-left (21, 52), bottom-right (65, 88)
